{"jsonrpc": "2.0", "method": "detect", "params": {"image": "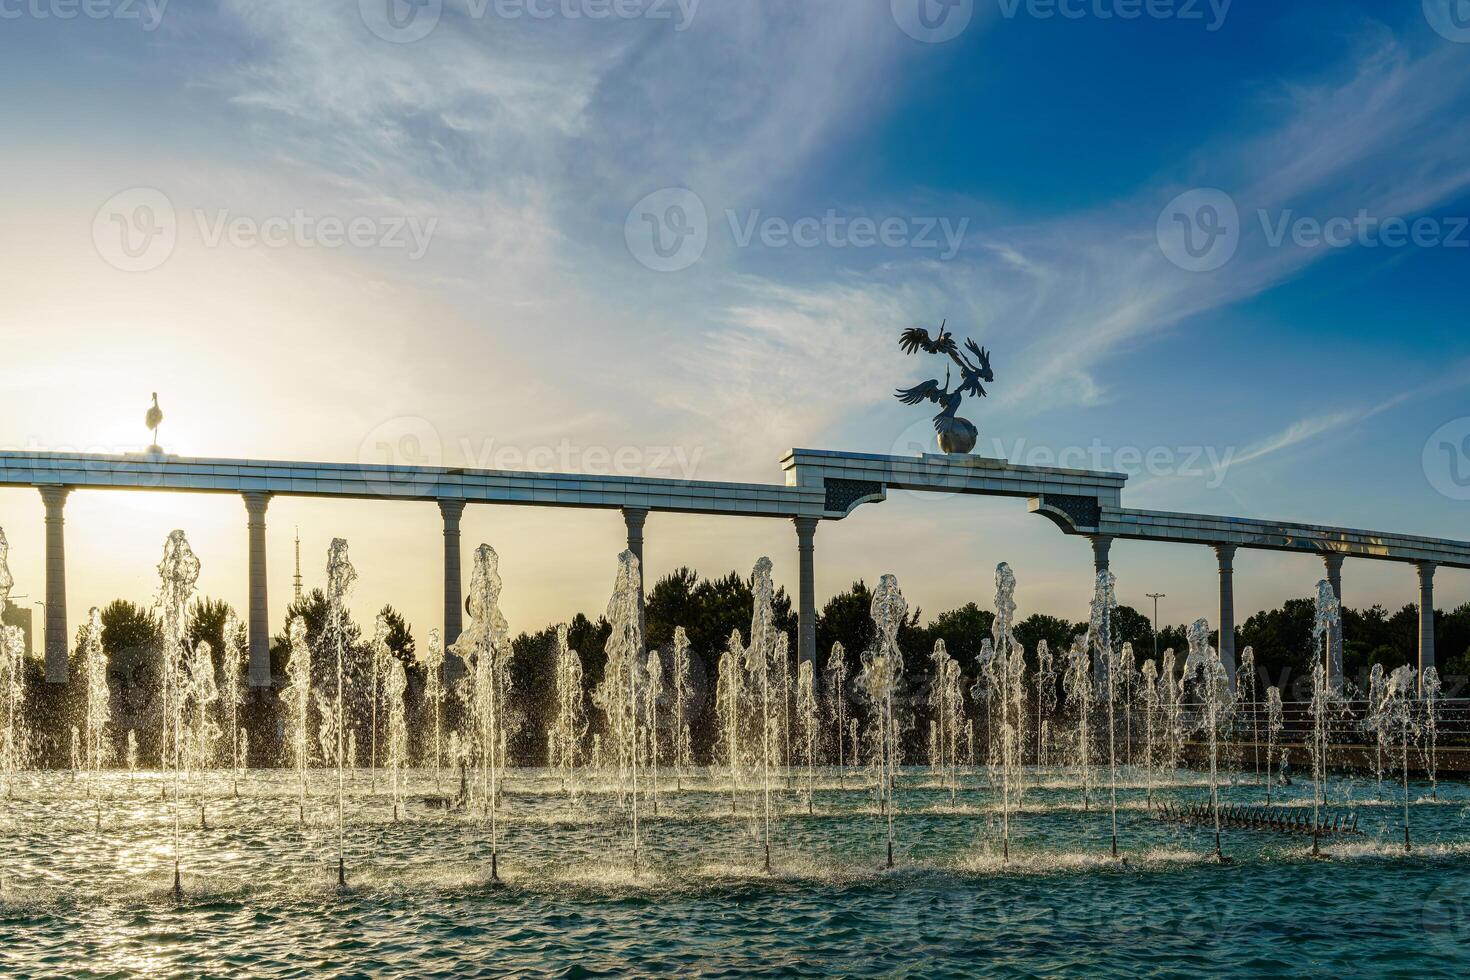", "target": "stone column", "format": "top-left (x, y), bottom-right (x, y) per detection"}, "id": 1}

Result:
top-left (794, 517), bottom-right (819, 667)
top-left (439, 500), bottom-right (467, 671)
top-left (39, 486), bottom-right (70, 685)
top-left (1417, 561), bottom-right (1437, 694)
top-left (1323, 554), bottom-right (1345, 692)
top-left (1090, 534), bottom-right (1112, 577)
top-left (243, 492), bottom-right (272, 688)
top-left (1215, 544), bottom-right (1238, 689)
top-left (622, 507), bottom-right (648, 567)
top-left (622, 507), bottom-right (649, 624)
